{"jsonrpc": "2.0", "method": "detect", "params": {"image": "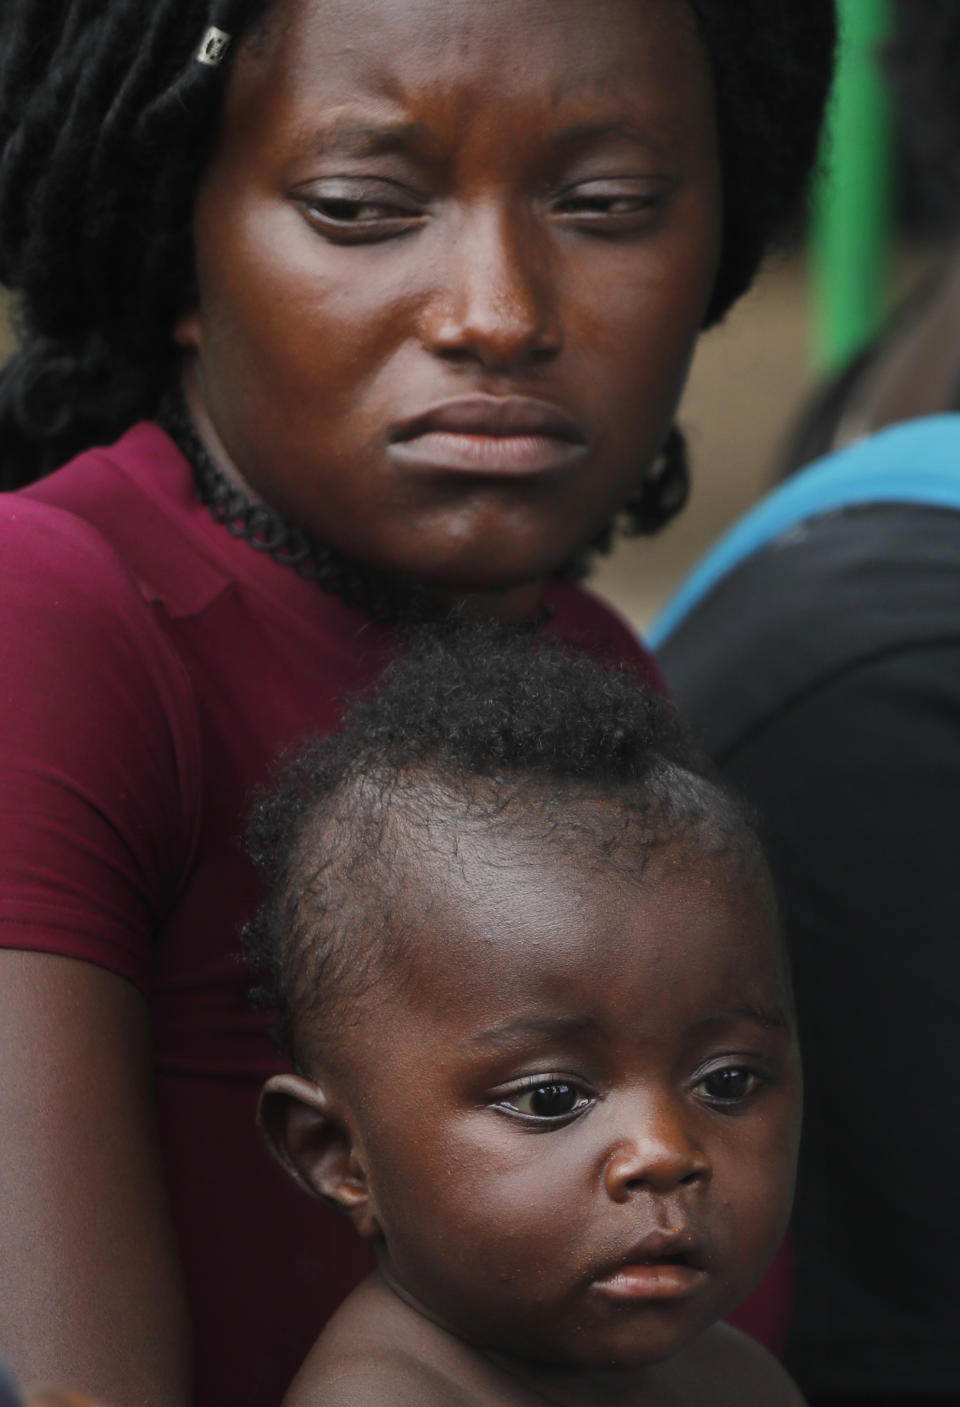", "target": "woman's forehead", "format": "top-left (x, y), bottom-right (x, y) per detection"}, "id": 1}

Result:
top-left (234, 0), bottom-right (712, 138)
